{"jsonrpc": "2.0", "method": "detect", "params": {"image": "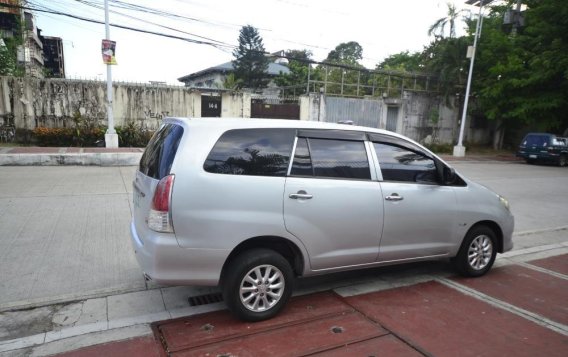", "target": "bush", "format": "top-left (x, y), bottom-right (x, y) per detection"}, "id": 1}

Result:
top-left (425, 143), bottom-right (453, 154)
top-left (32, 126), bottom-right (106, 147)
top-left (115, 122), bottom-right (154, 147)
